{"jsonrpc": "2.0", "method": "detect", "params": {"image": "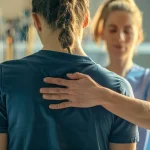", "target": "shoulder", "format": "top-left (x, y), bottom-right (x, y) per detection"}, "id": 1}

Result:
top-left (119, 76), bottom-right (134, 97)
top-left (127, 64), bottom-right (150, 79)
top-left (85, 64), bottom-right (133, 96)
top-left (127, 64), bottom-right (150, 86)
top-left (0, 59), bottom-right (27, 74)
top-left (0, 53), bottom-right (38, 73)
